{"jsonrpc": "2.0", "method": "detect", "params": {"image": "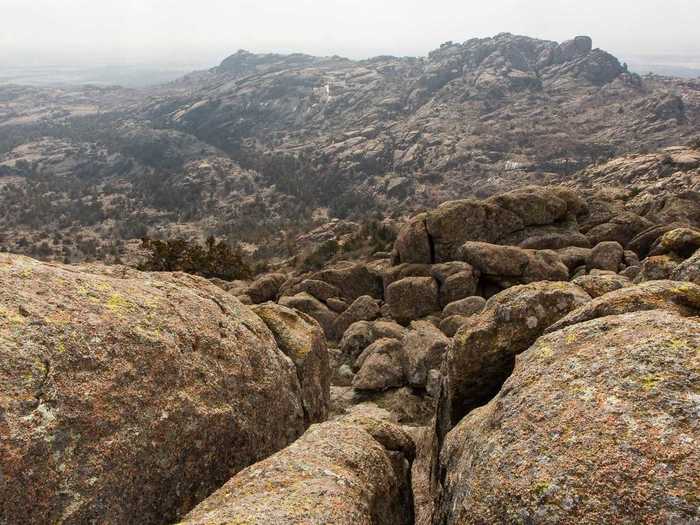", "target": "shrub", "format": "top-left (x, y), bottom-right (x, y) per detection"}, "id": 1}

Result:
top-left (139, 236), bottom-right (252, 281)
